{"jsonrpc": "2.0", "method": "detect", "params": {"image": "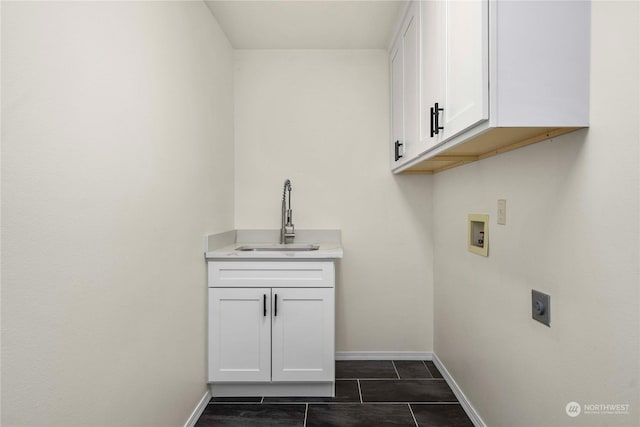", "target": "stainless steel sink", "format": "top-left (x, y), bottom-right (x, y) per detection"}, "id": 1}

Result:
top-left (235, 243), bottom-right (320, 252)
